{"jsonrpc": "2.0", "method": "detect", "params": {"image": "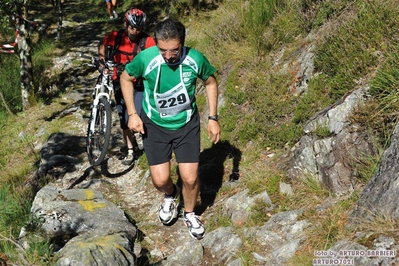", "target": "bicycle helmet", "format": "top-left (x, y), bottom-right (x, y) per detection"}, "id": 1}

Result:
top-left (125, 8), bottom-right (146, 27)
